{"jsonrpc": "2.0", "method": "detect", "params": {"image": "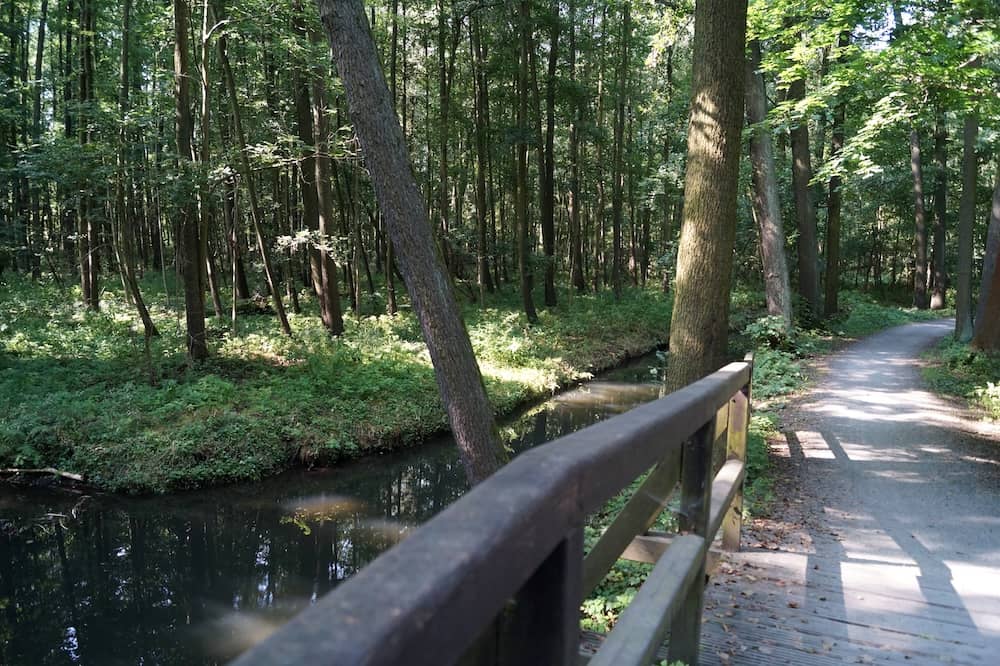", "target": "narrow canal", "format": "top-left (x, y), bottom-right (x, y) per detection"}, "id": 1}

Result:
top-left (0, 354), bottom-right (665, 665)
